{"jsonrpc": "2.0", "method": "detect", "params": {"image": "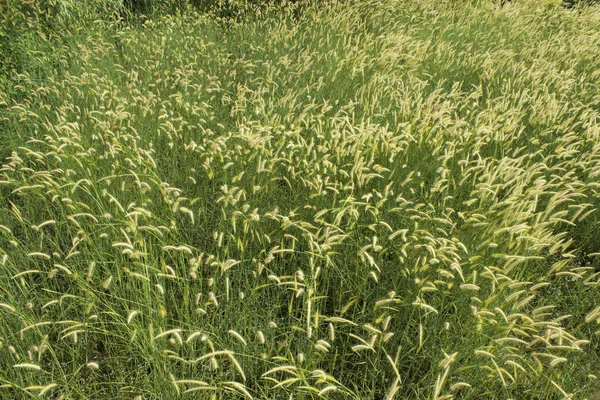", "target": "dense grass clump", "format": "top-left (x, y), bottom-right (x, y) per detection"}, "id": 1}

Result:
top-left (1, 0), bottom-right (600, 398)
